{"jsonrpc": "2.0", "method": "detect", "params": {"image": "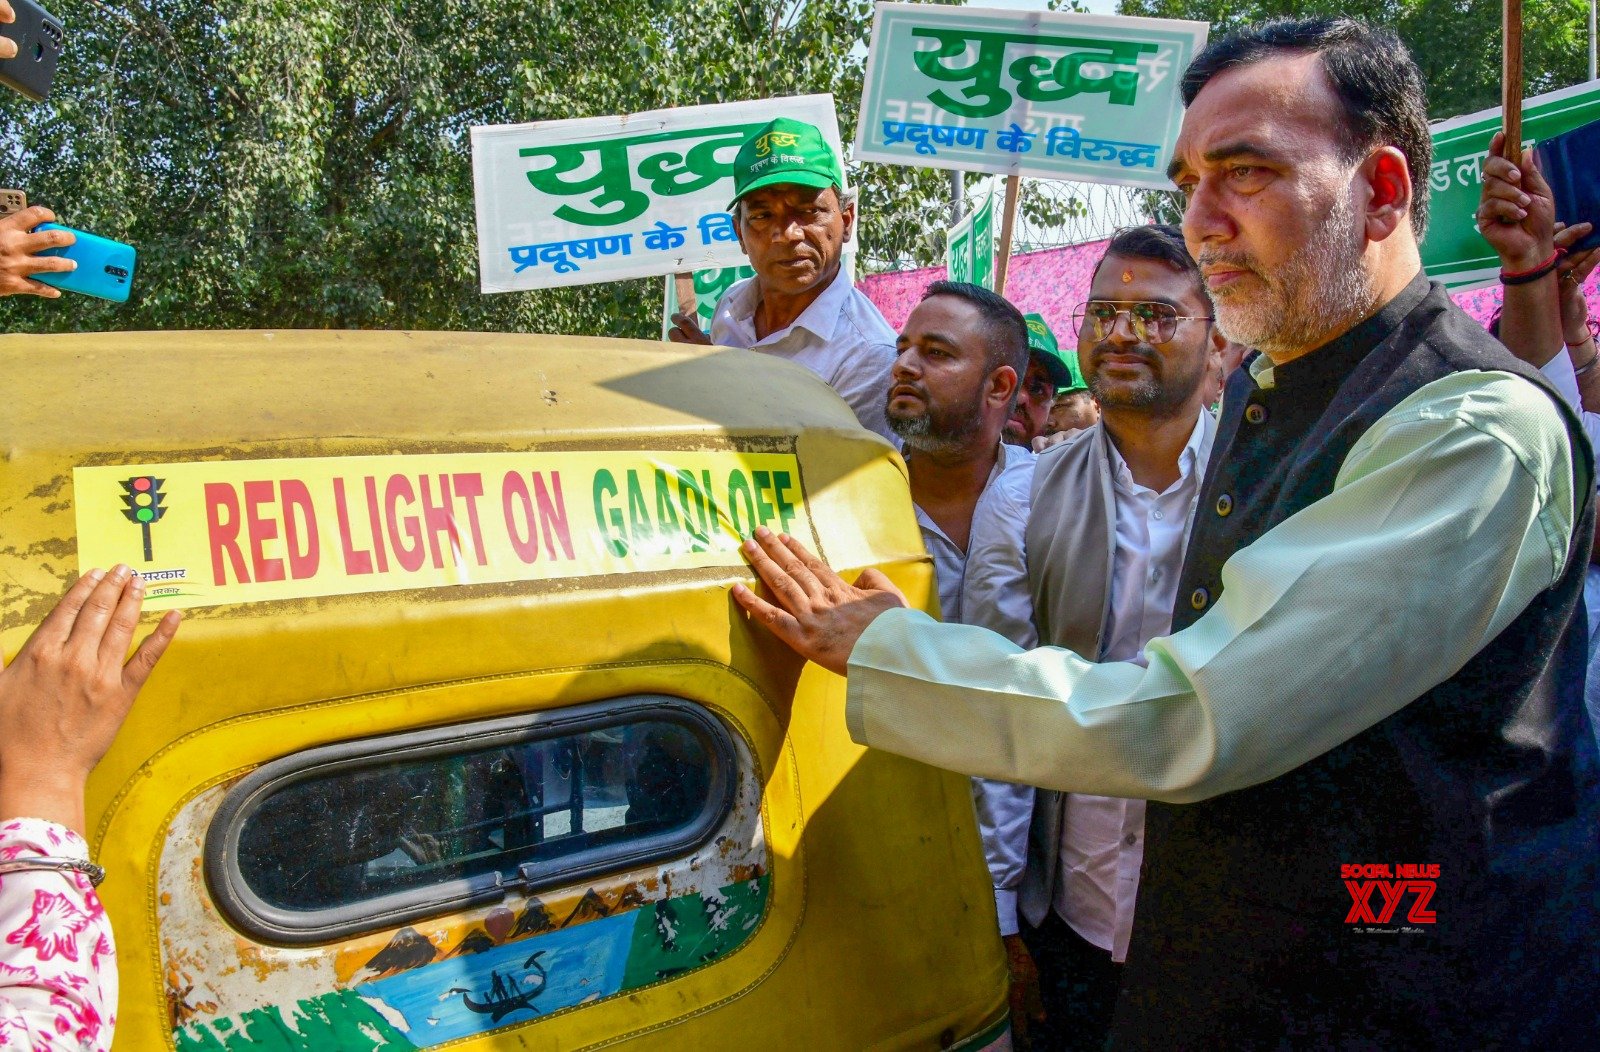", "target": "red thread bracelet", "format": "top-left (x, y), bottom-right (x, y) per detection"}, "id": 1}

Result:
top-left (1501, 247), bottom-right (1565, 285)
